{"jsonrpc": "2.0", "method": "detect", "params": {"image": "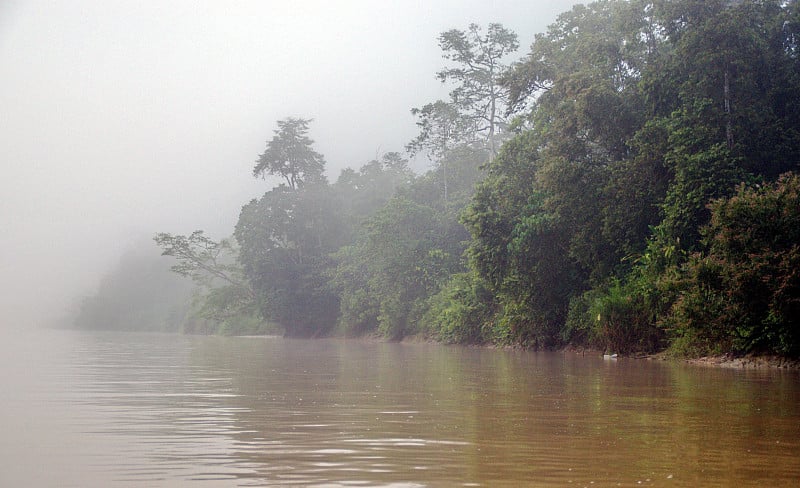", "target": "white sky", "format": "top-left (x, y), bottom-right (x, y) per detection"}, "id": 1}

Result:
top-left (0, 0), bottom-right (580, 328)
